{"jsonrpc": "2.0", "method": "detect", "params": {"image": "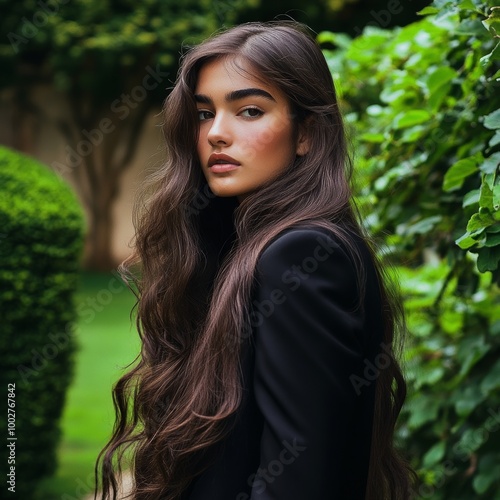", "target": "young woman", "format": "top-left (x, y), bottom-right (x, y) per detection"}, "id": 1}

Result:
top-left (97, 21), bottom-right (414, 500)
